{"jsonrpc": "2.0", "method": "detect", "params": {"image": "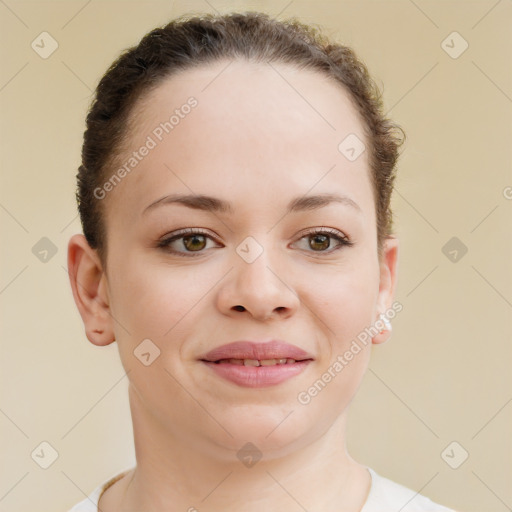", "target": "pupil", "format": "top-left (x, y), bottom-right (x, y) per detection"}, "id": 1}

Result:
top-left (184, 235), bottom-right (206, 251)
top-left (311, 234), bottom-right (329, 251)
